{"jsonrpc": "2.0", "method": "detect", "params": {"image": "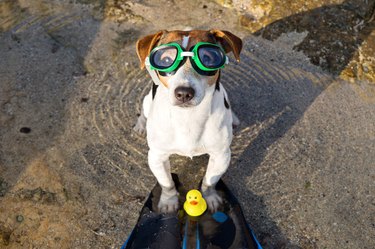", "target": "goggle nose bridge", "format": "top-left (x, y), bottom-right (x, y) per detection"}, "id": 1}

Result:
top-left (180, 51), bottom-right (195, 57)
